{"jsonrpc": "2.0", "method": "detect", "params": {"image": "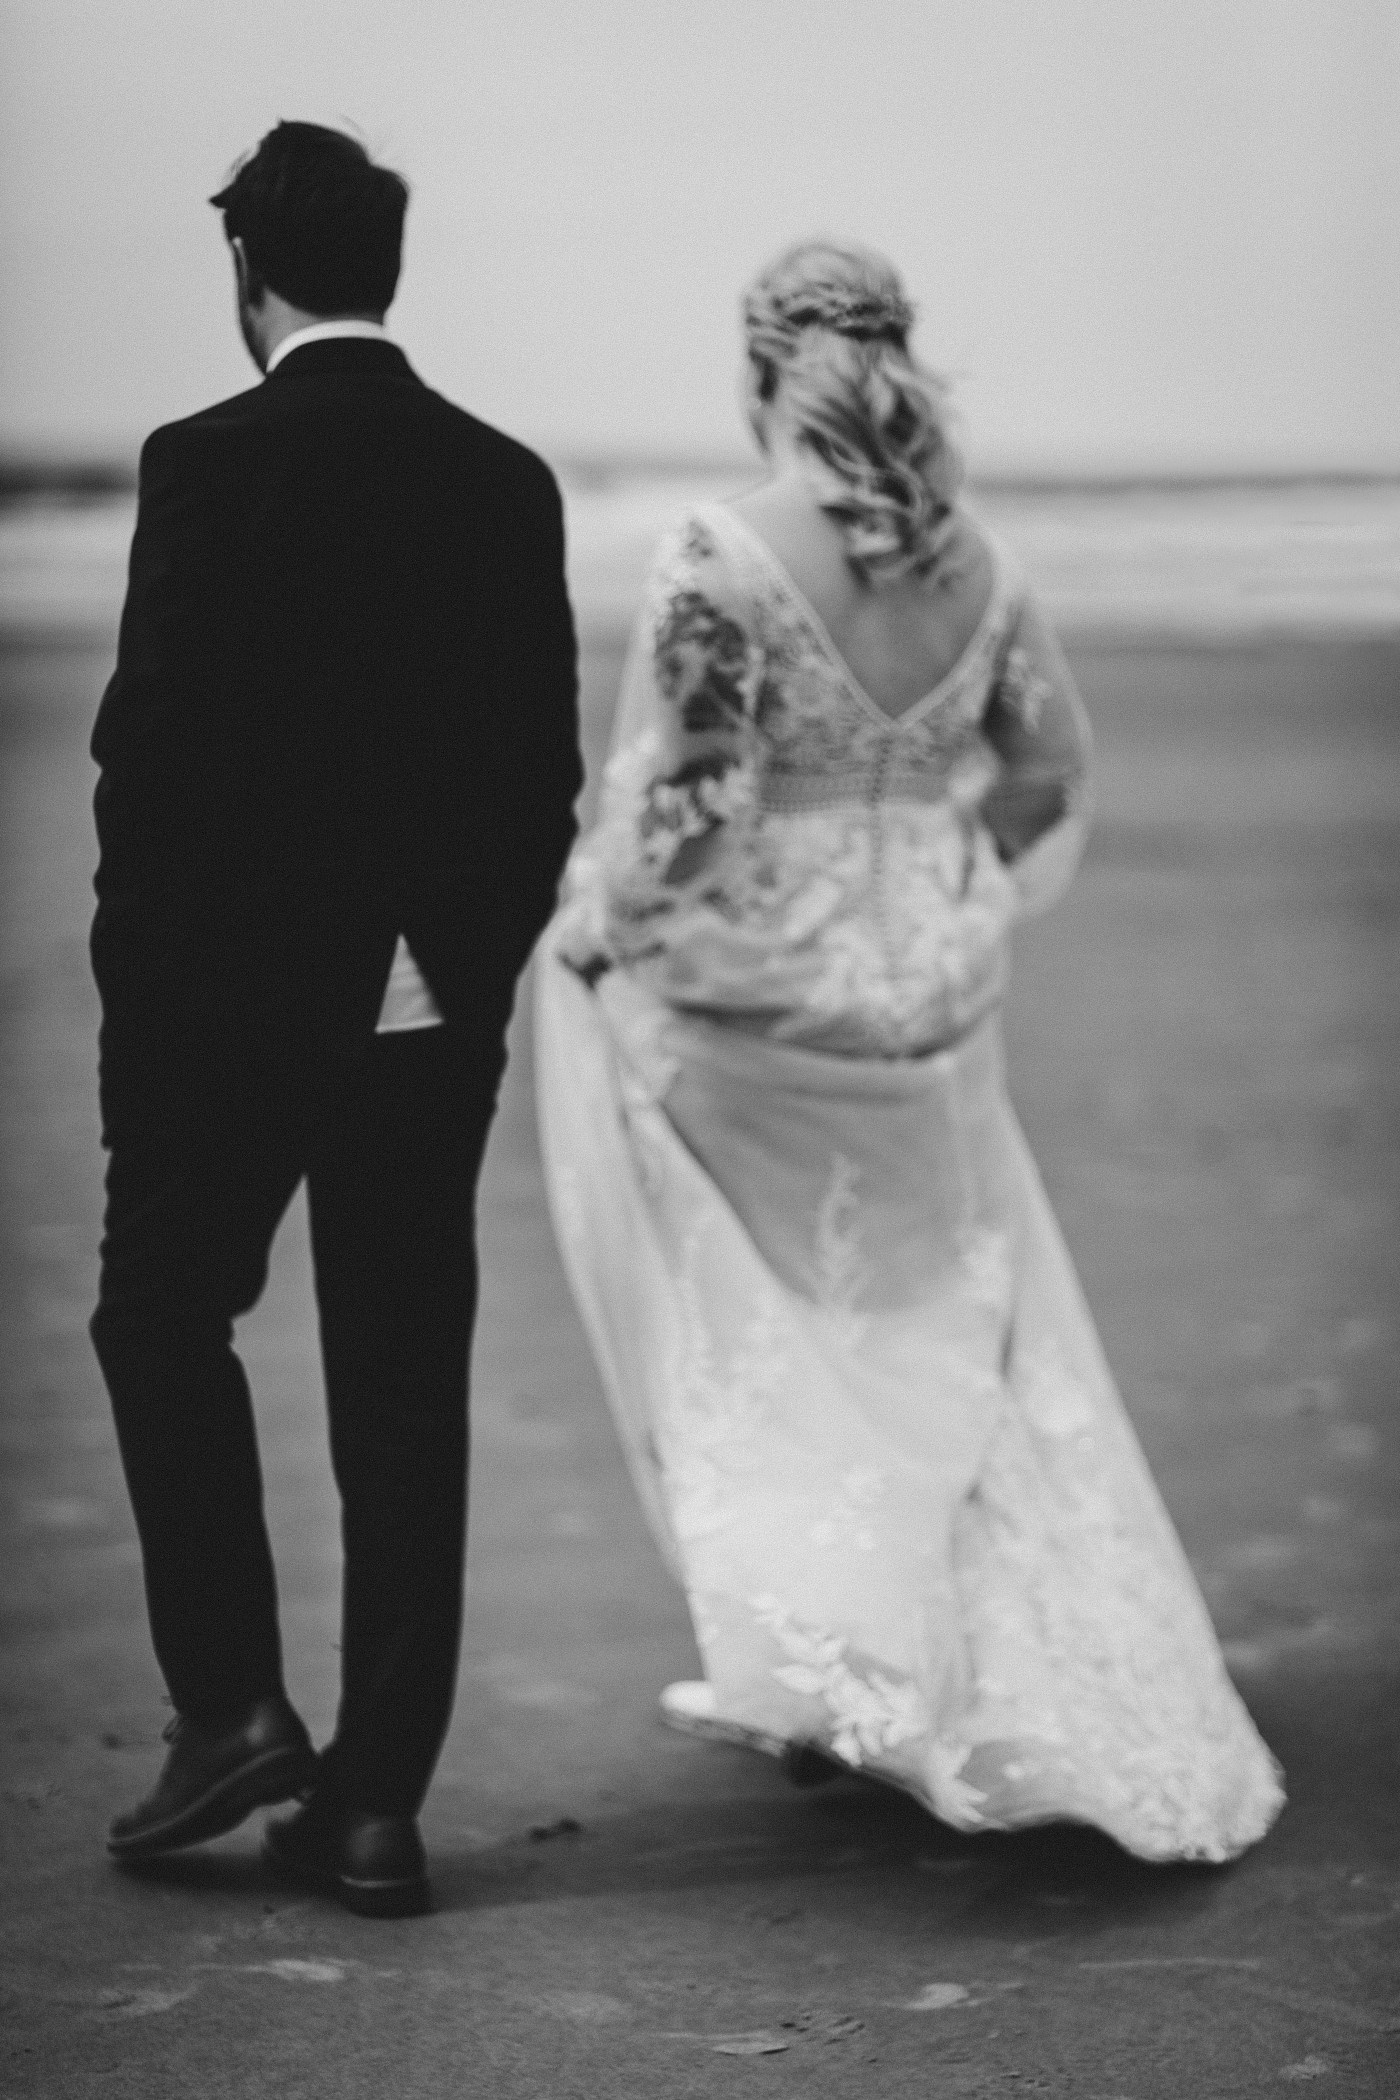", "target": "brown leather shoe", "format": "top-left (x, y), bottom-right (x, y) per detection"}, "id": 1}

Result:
top-left (263, 1795), bottom-right (432, 1919)
top-left (108, 1695), bottom-right (317, 1861)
